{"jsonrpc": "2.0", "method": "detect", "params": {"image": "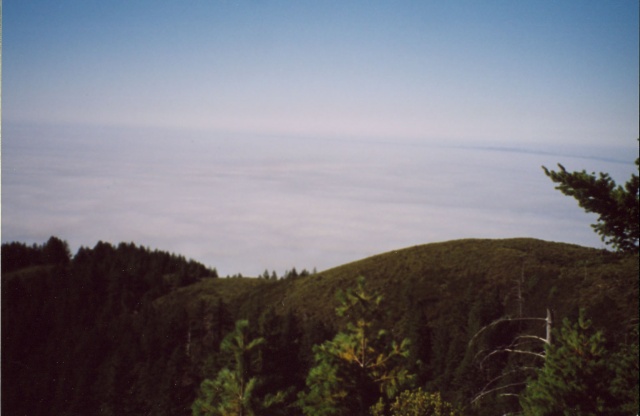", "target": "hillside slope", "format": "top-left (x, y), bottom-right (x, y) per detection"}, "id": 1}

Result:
top-left (157, 238), bottom-right (638, 413)
top-left (3, 238), bottom-right (637, 415)
top-left (168, 238), bottom-right (636, 336)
